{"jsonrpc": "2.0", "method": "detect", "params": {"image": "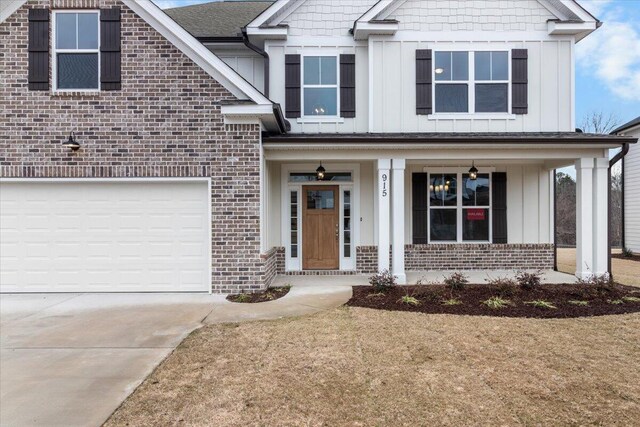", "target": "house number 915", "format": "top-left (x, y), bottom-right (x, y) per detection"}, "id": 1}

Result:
top-left (381, 173), bottom-right (388, 197)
